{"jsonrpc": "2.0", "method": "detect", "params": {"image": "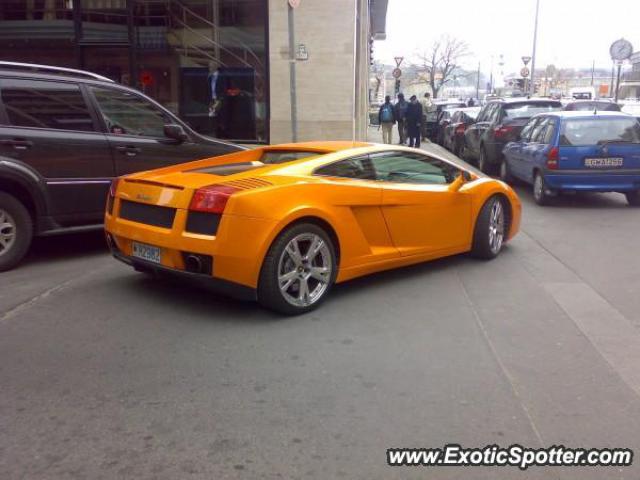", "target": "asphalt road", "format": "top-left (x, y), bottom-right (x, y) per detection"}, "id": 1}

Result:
top-left (2, 172), bottom-right (640, 479)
